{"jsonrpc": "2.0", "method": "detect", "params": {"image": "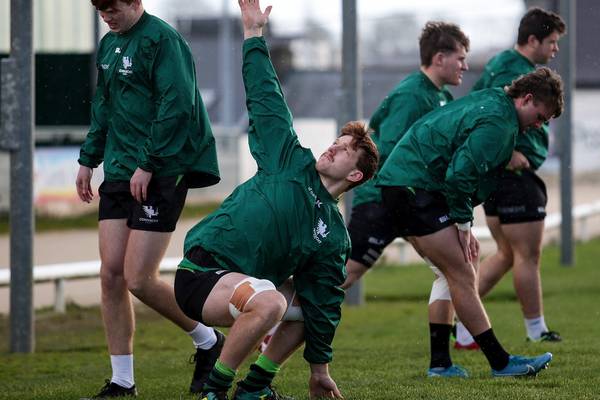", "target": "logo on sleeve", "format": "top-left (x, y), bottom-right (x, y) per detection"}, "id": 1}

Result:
top-left (313, 218), bottom-right (330, 244)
